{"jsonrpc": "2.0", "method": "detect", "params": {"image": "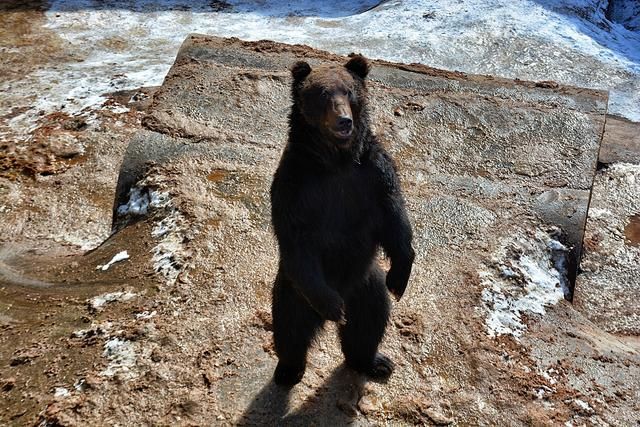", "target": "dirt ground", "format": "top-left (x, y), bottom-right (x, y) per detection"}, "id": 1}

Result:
top-left (1, 7), bottom-right (640, 427)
